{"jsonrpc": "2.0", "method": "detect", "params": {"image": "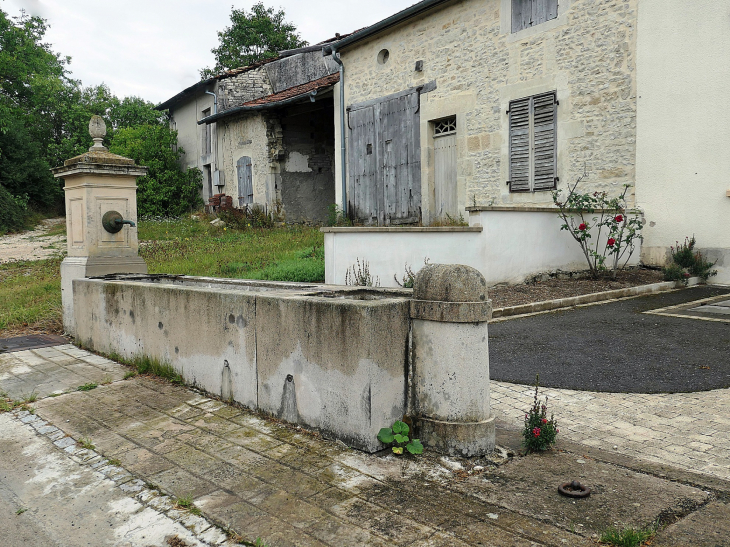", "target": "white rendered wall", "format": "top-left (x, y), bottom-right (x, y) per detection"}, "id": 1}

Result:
top-left (636, 0), bottom-right (730, 284)
top-left (323, 210), bottom-right (640, 287)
